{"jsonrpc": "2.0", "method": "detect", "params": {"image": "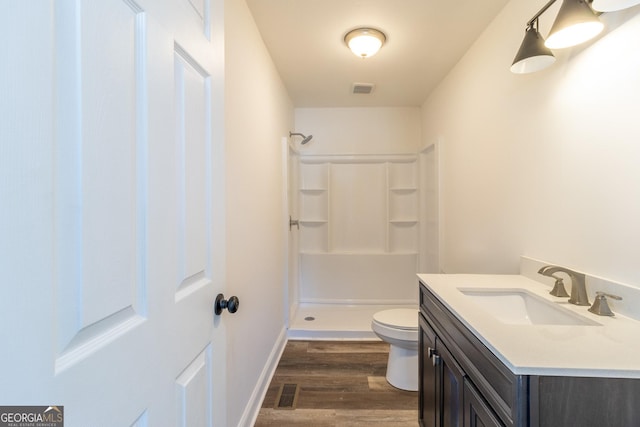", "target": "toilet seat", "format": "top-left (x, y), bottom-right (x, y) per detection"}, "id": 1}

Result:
top-left (372, 309), bottom-right (418, 330)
